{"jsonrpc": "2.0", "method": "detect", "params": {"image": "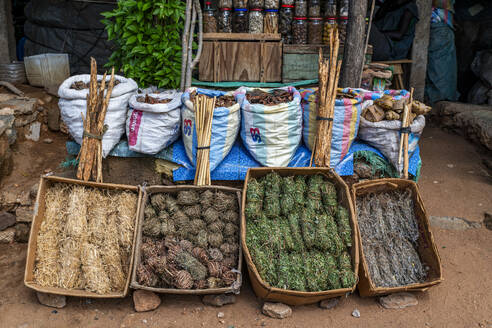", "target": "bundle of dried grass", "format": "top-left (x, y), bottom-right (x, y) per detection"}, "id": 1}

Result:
top-left (102, 211), bottom-right (126, 291)
top-left (115, 191), bottom-right (137, 252)
top-left (81, 241), bottom-right (112, 294)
